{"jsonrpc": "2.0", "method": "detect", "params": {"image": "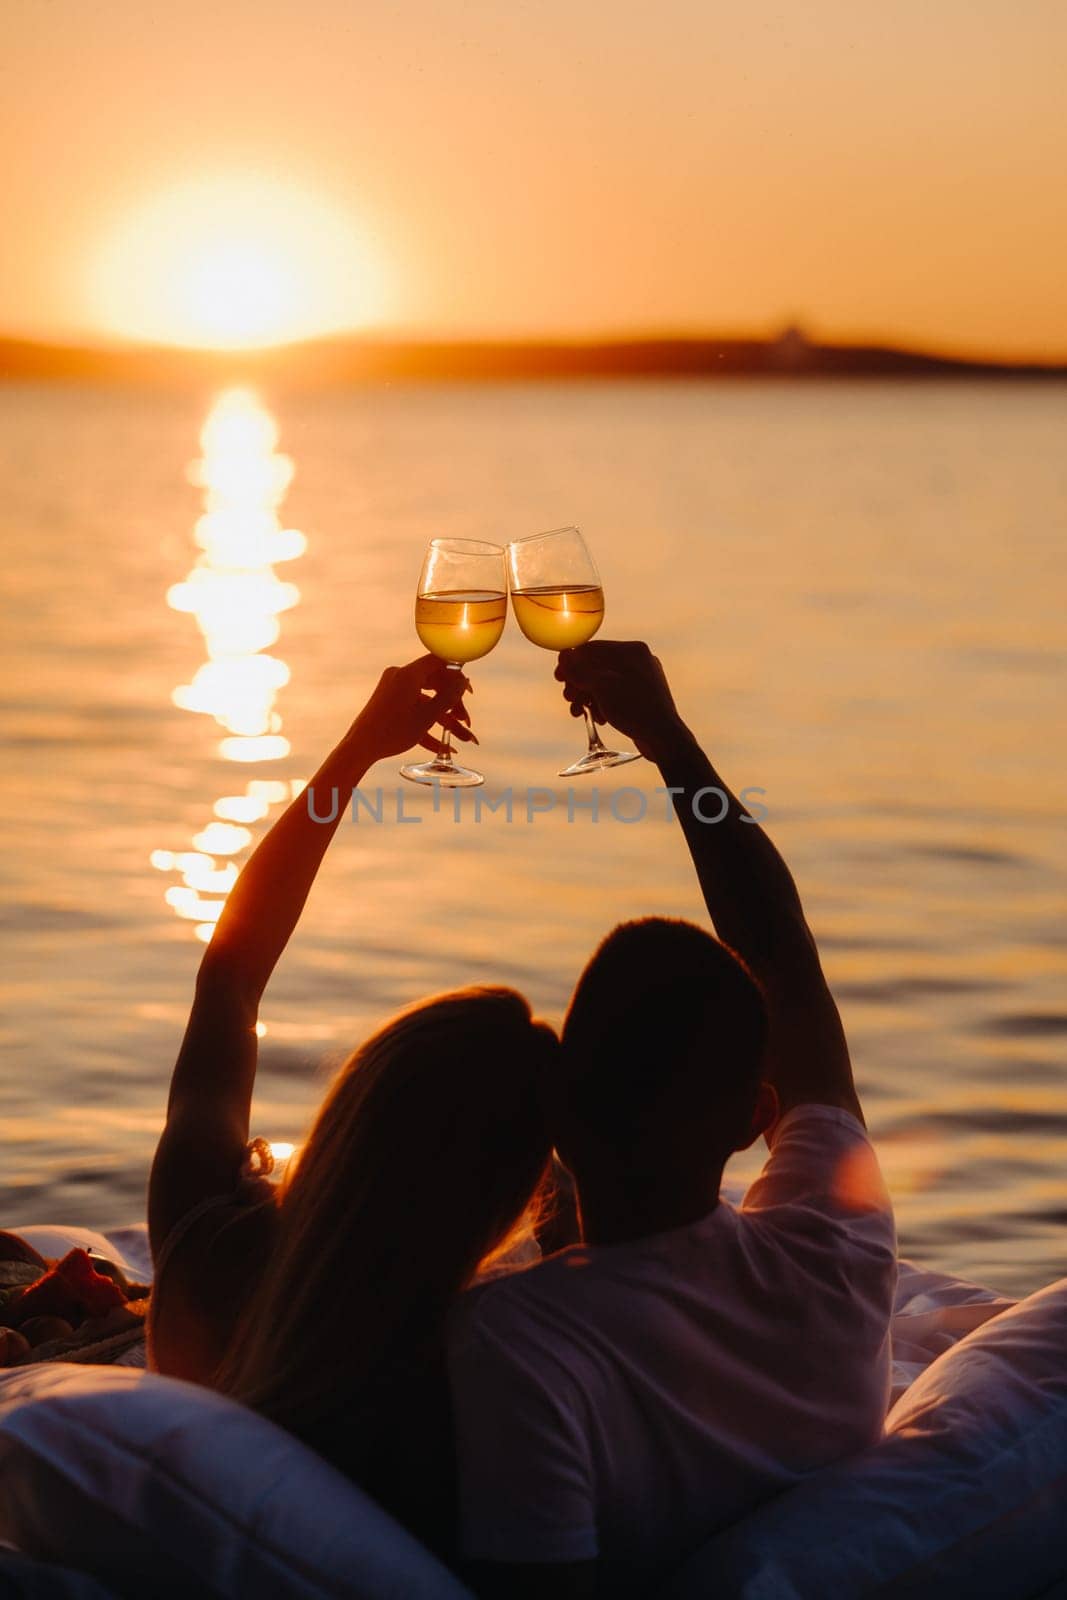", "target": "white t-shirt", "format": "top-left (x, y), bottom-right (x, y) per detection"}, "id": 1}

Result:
top-left (447, 1105), bottom-right (897, 1592)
